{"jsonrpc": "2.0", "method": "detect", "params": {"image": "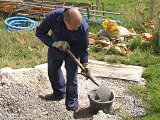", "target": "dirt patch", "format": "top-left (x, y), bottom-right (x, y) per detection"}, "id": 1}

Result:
top-left (0, 61), bottom-right (145, 120)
